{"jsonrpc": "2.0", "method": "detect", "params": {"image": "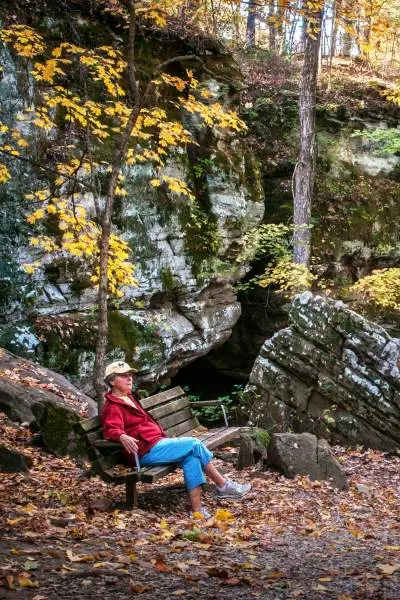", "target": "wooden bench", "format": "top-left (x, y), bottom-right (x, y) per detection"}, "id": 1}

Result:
top-left (77, 386), bottom-right (242, 508)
